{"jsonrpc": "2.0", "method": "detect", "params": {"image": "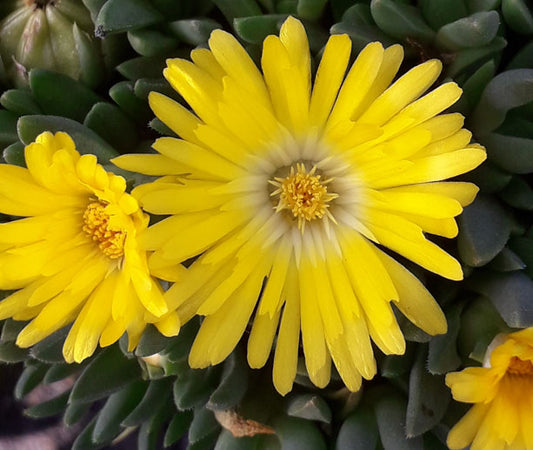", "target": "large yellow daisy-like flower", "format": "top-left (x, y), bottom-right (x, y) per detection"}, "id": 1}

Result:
top-left (0, 131), bottom-right (180, 363)
top-left (114, 17), bottom-right (486, 394)
top-left (446, 329), bottom-right (533, 449)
